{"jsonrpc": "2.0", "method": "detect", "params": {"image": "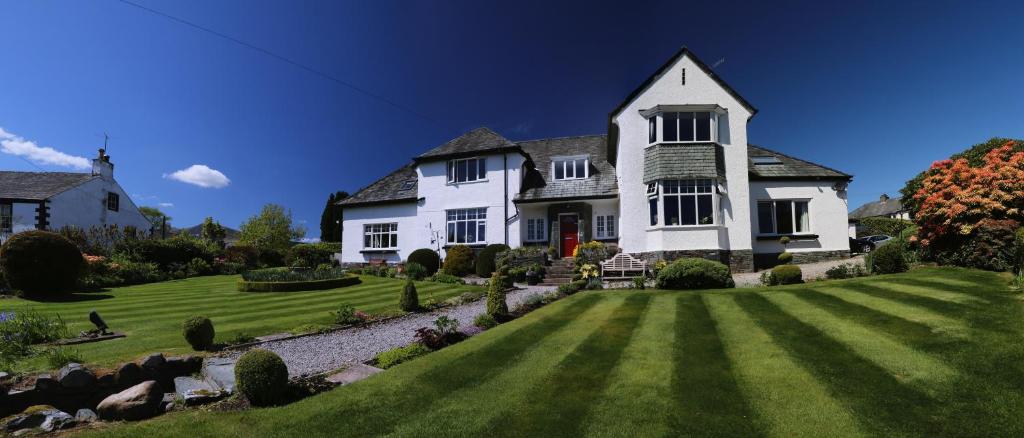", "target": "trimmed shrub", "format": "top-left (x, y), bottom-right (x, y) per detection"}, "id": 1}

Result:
top-left (235, 349), bottom-right (289, 406)
top-left (473, 313), bottom-right (498, 330)
top-left (475, 244), bottom-right (510, 277)
top-left (0, 230), bottom-right (84, 295)
top-left (825, 263), bottom-right (868, 280)
top-left (285, 243), bottom-right (337, 268)
top-left (408, 248), bottom-right (441, 275)
top-left (486, 269), bottom-right (508, 319)
top-left (777, 252), bottom-right (793, 265)
top-left (237, 275), bottom-right (359, 292)
top-left (182, 316), bottom-right (215, 351)
top-left (867, 241), bottom-right (909, 274)
top-left (428, 272), bottom-right (464, 284)
top-left (400, 278), bottom-right (419, 311)
top-left (404, 262), bottom-right (427, 280)
top-left (655, 258), bottom-right (735, 290)
top-left (375, 343), bottom-right (431, 369)
top-left (769, 265), bottom-right (803, 285)
top-left (442, 245), bottom-right (474, 276)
